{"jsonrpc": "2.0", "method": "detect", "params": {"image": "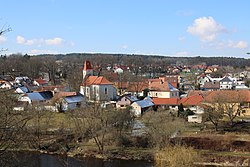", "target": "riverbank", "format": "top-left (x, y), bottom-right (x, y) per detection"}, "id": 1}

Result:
top-left (2, 129), bottom-right (250, 166)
